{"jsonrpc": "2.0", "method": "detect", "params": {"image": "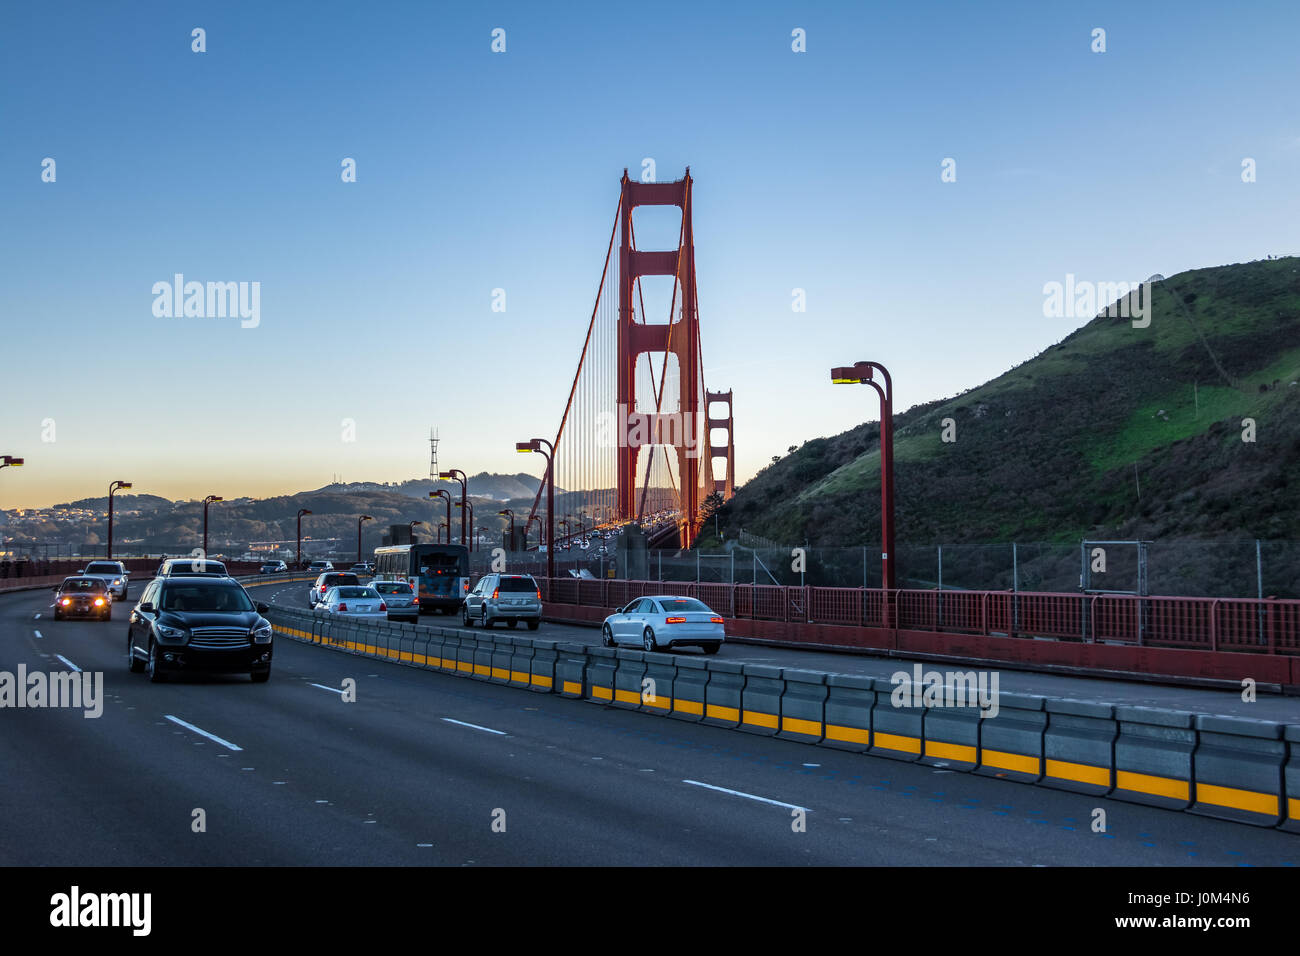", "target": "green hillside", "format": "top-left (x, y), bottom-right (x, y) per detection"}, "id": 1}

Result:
top-left (711, 258), bottom-right (1300, 564)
